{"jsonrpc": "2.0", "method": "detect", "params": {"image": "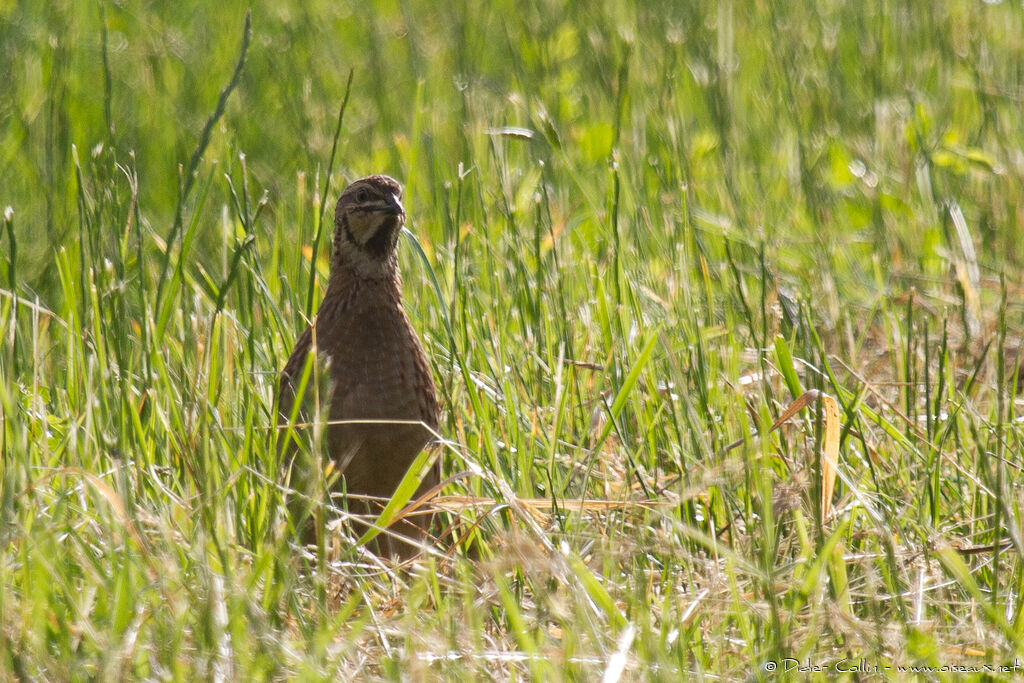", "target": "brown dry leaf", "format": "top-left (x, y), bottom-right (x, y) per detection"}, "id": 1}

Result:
top-left (943, 646), bottom-right (986, 657)
top-left (819, 393), bottom-right (840, 522)
top-left (431, 495), bottom-right (666, 515)
top-left (436, 393), bottom-right (844, 530)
